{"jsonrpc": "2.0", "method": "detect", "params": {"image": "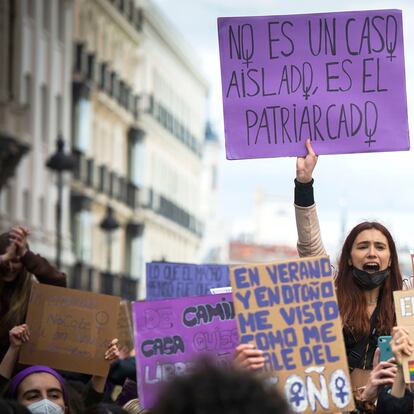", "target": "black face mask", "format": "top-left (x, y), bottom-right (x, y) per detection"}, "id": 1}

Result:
top-left (352, 267), bottom-right (390, 290)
